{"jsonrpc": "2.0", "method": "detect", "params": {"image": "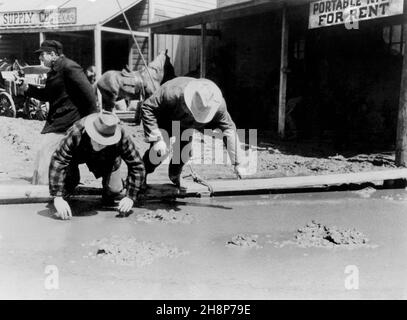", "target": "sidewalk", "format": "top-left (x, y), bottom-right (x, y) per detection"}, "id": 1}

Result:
top-left (1, 168), bottom-right (407, 204)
